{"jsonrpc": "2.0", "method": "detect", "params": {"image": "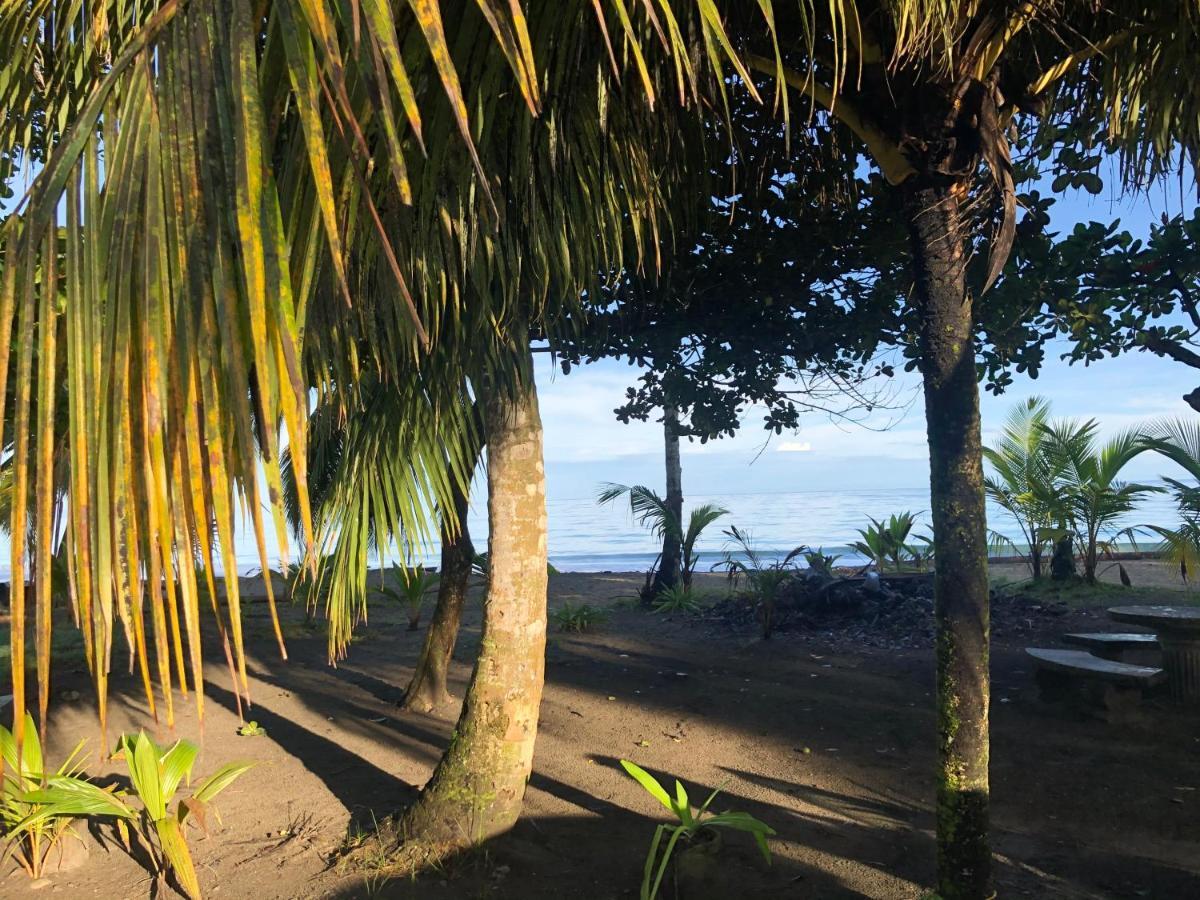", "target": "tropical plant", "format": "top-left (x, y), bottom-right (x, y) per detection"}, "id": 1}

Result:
top-left (801, 548), bottom-right (842, 580)
top-left (983, 397), bottom-right (1068, 578)
top-left (376, 566), bottom-right (438, 631)
top-left (715, 526), bottom-right (806, 639)
top-left (651, 585), bottom-right (705, 615)
top-left (1, 714), bottom-right (130, 879)
top-left (1039, 420), bottom-right (1159, 583)
top-left (598, 483), bottom-right (728, 595)
top-left (550, 602), bottom-right (609, 634)
top-left (1143, 418), bottom-right (1200, 583)
top-left (852, 513), bottom-right (927, 573)
top-left (620, 759), bottom-right (774, 900)
top-left (111, 732), bottom-right (255, 900)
